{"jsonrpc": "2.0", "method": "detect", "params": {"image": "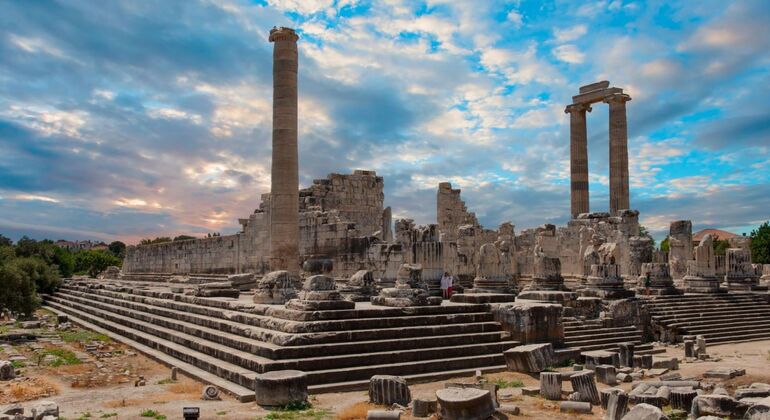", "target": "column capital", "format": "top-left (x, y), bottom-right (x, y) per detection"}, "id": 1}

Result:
top-left (269, 27), bottom-right (299, 42)
top-left (603, 93), bottom-right (631, 105)
top-left (565, 103), bottom-right (592, 114)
